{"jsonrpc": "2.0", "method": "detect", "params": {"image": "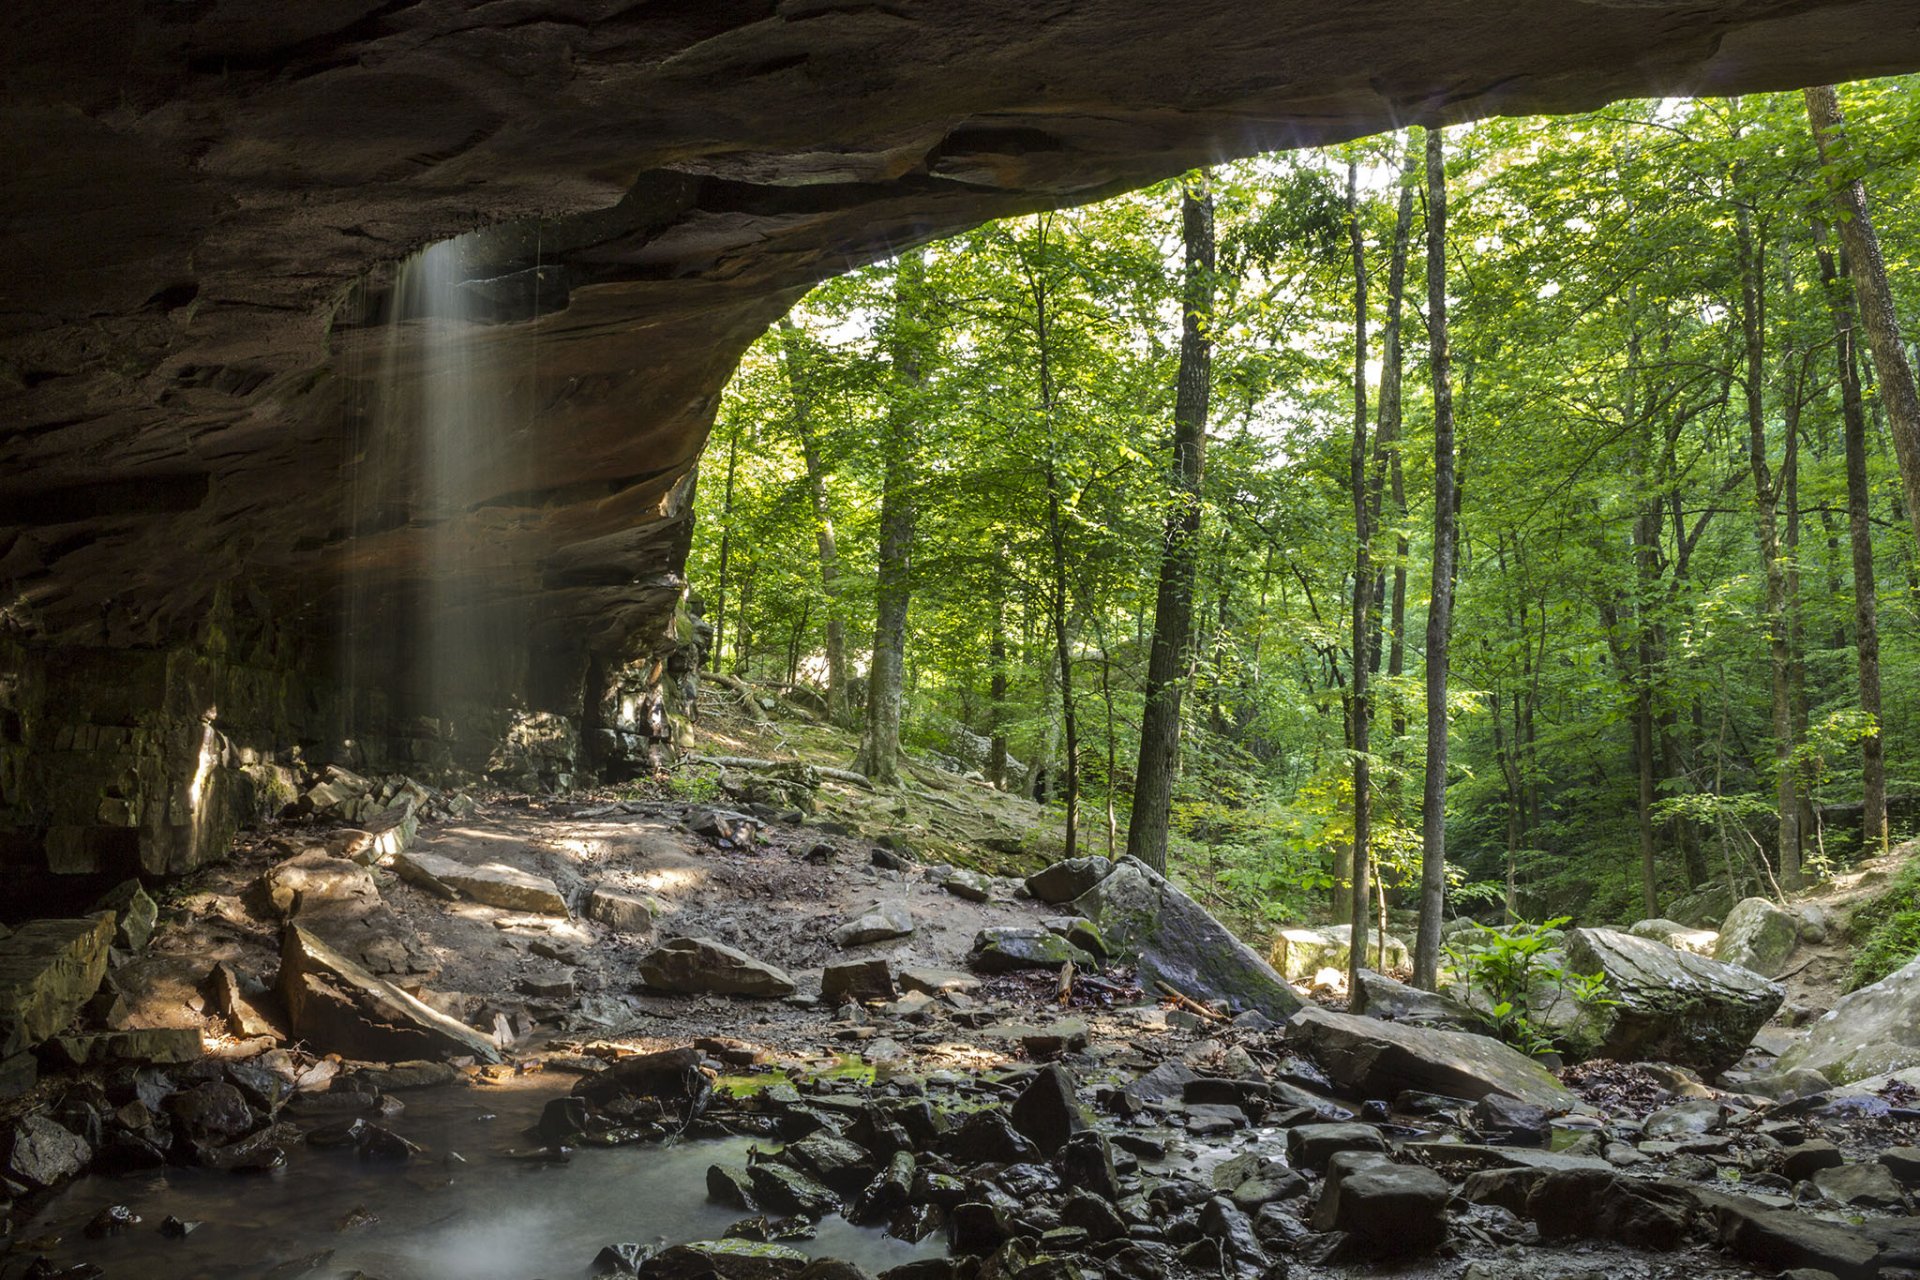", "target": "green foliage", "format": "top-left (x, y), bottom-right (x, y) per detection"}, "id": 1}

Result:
top-left (1848, 860), bottom-right (1920, 991)
top-left (1446, 917), bottom-right (1614, 1057)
